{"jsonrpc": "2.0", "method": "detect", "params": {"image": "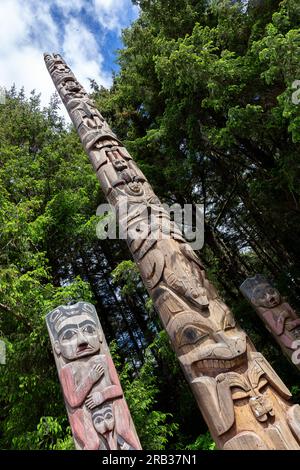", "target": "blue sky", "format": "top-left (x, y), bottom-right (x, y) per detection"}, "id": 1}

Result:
top-left (0, 0), bottom-right (139, 119)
